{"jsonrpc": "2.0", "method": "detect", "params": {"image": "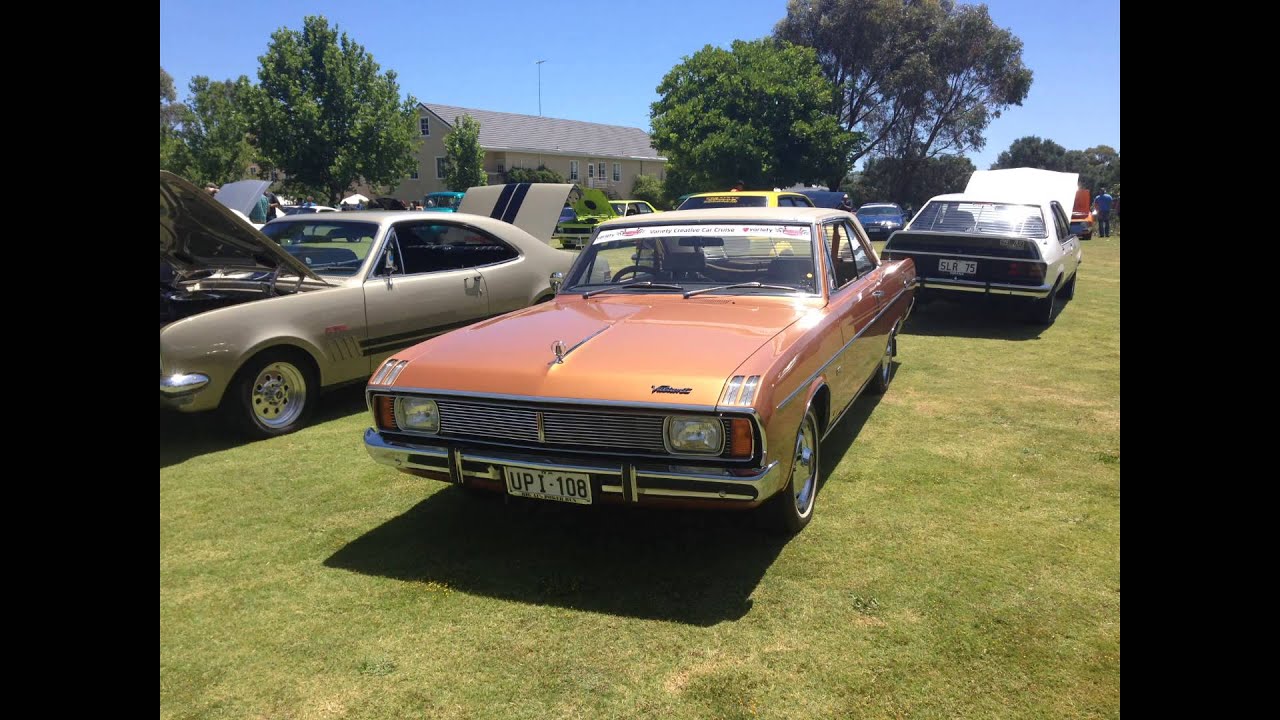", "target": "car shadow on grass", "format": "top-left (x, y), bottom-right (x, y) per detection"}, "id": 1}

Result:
top-left (903, 296), bottom-right (1061, 340)
top-left (159, 383), bottom-right (369, 469)
top-left (816, 377), bottom-right (887, 490)
top-left (325, 484), bottom-right (792, 627)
